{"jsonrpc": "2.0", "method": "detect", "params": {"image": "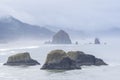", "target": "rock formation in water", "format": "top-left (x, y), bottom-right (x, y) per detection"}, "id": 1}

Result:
top-left (41, 50), bottom-right (81, 70)
top-left (4, 52), bottom-right (40, 66)
top-left (95, 38), bottom-right (100, 44)
top-left (41, 50), bottom-right (107, 70)
top-left (75, 41), bottom-right (78, 45)
top-left (67, 51), bottom-right (107, 66)
top-left (52, 30), bottom-right (72, 44)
